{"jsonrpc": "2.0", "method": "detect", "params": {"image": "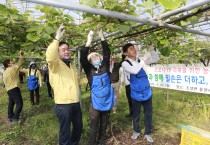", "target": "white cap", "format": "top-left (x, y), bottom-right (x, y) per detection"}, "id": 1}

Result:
top-left (30, 61), bottom-right (36, 66)
top-left (87, 52), bottom-right (102, 62)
